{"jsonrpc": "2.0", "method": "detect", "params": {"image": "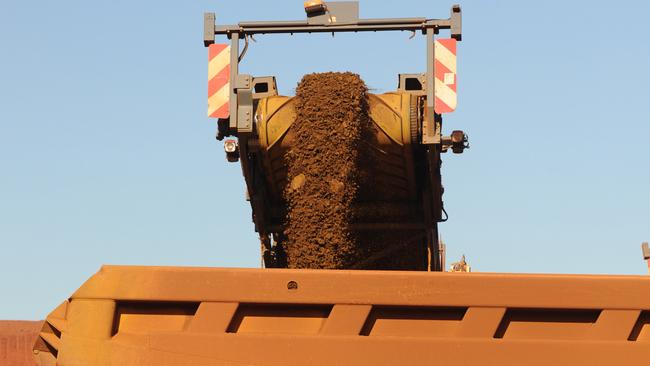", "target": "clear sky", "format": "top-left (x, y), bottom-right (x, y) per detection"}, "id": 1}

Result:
top-left (1, 0), bottom-right (649, 320)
